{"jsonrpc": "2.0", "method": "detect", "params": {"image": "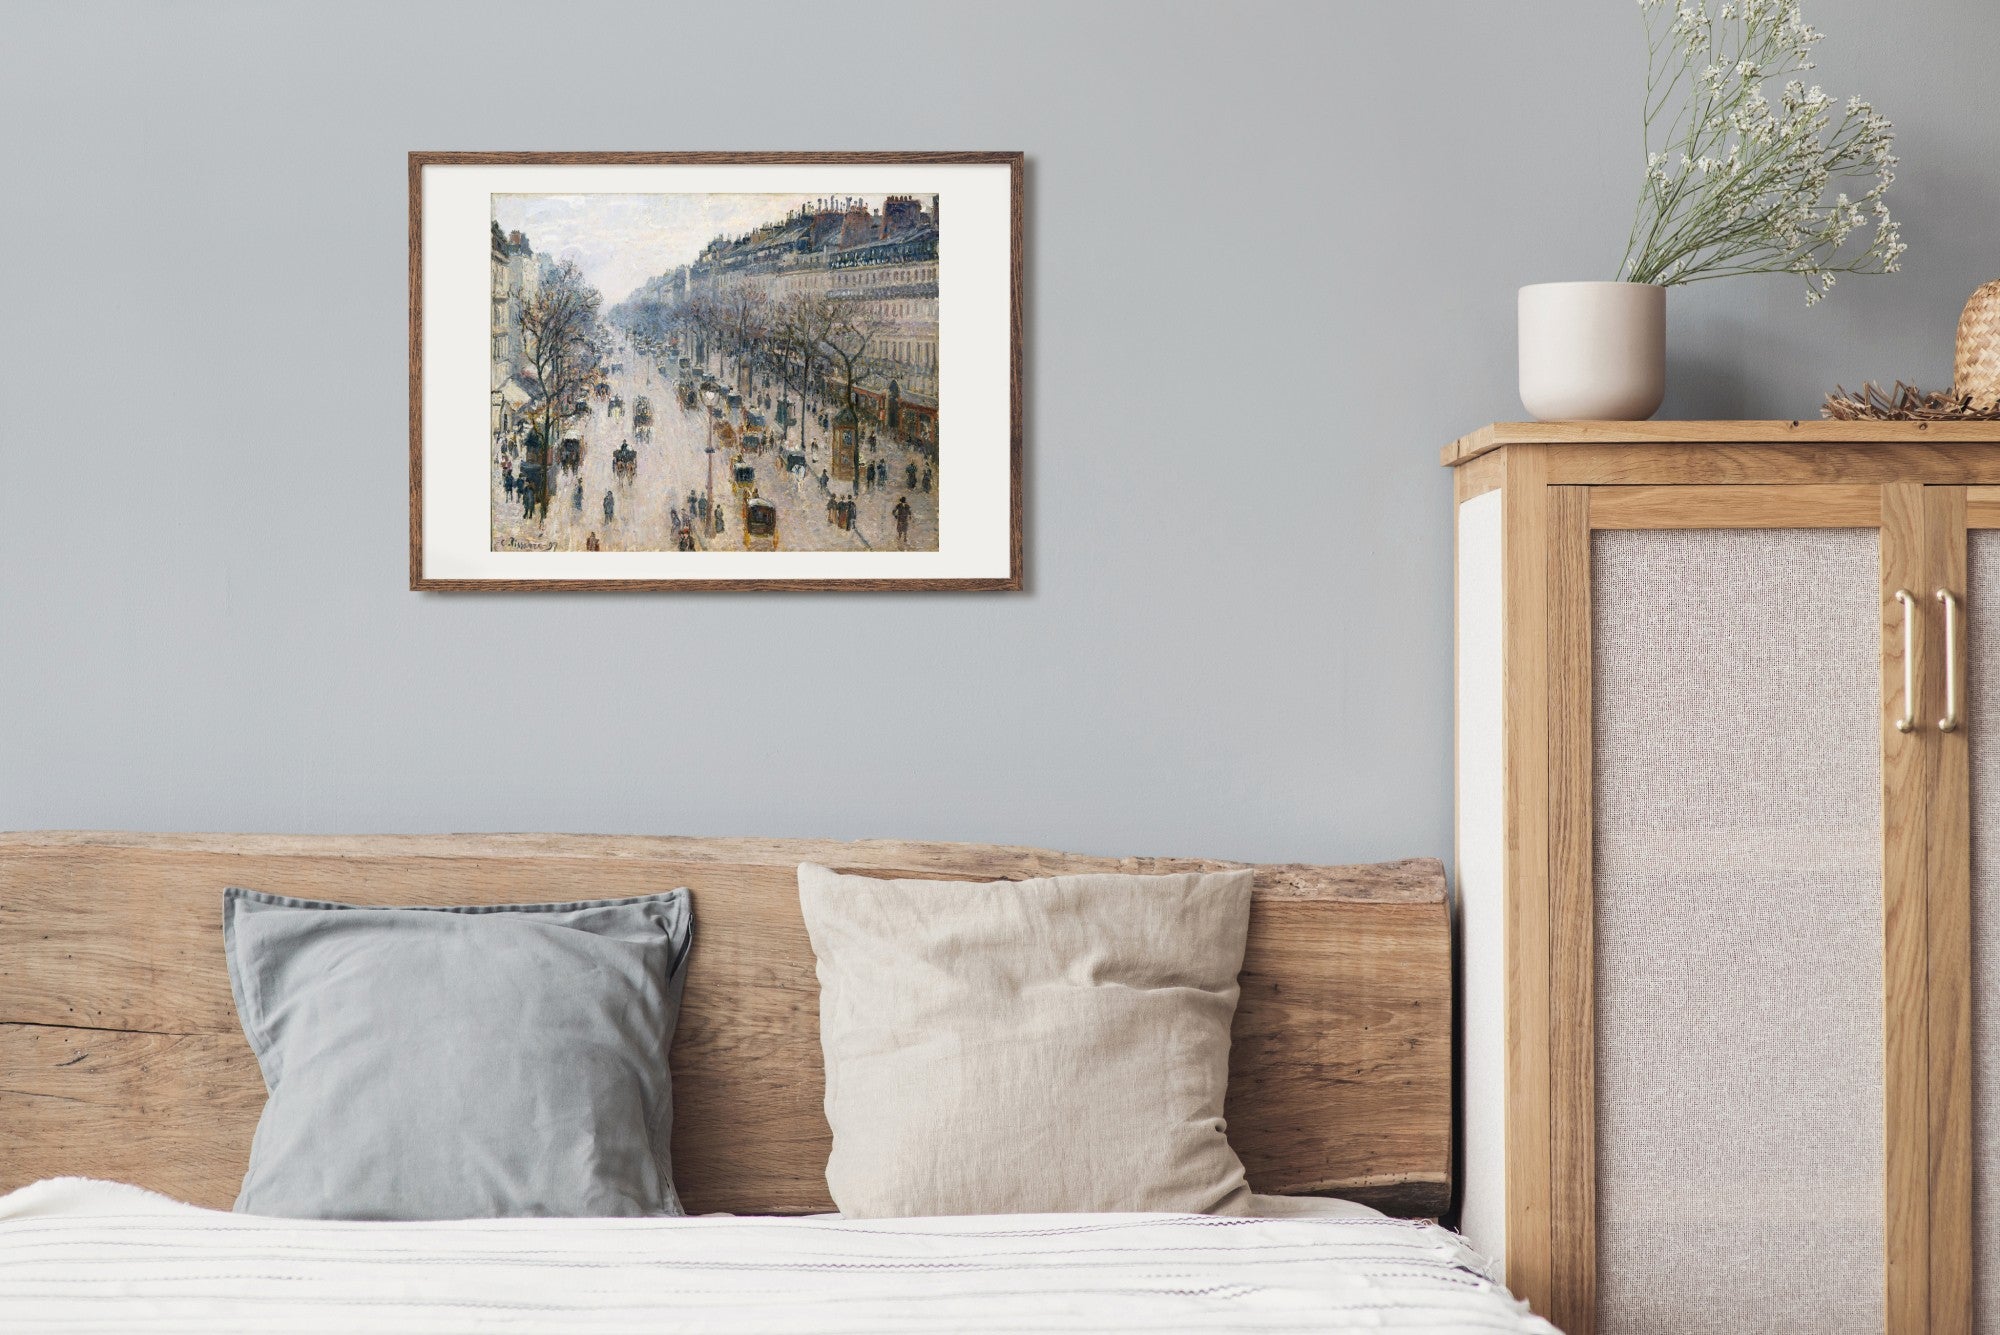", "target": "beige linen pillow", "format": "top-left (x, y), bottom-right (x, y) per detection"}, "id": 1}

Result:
top-left (798, 862), bottom-right (1256, 1218)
